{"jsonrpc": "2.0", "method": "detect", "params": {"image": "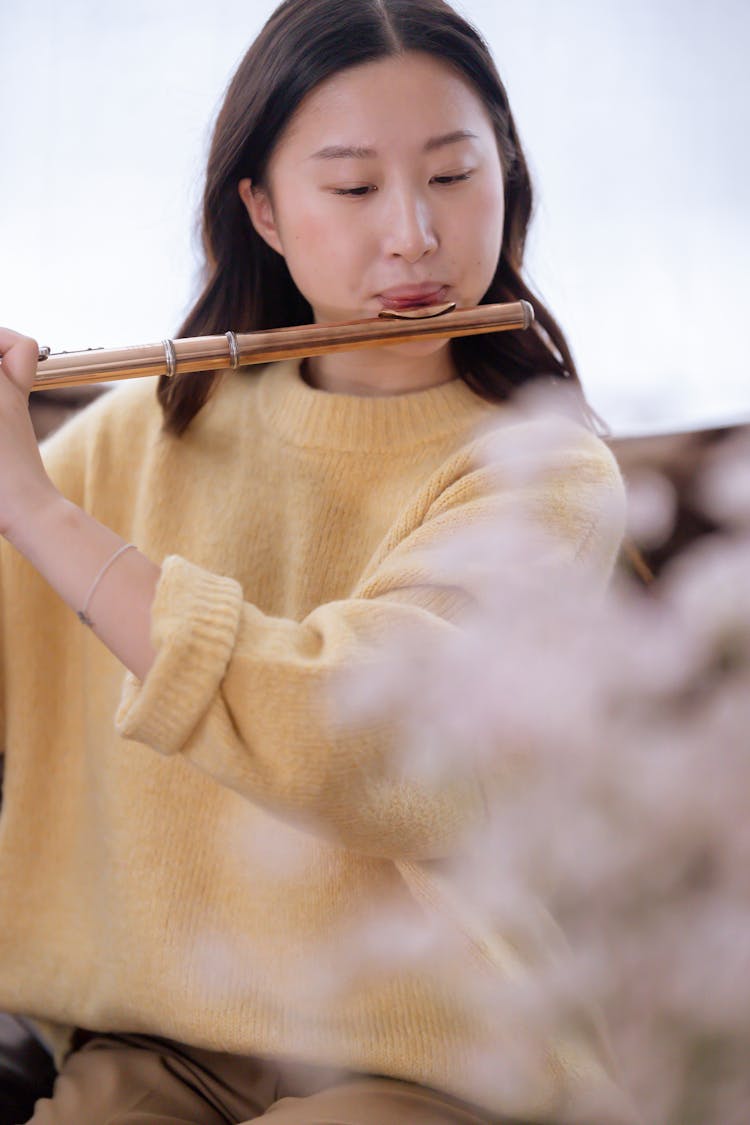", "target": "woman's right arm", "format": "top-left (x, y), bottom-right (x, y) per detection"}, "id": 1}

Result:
top-left (0, 330), bottom-right (160, 683)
